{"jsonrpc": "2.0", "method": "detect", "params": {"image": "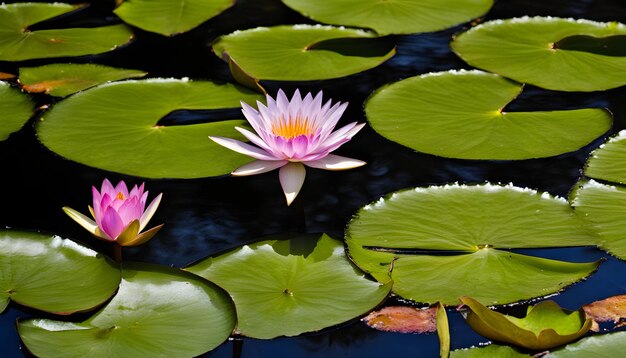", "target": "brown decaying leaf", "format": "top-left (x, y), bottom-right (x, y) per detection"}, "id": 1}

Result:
top-left (583, 294), bottom-right (626, 332)
top-left (363, 306), bottom-right (437, 334)
top-left (0, 72), bottom-right (16, 80)
top-left (21, 80), bottom-right (65, 94)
